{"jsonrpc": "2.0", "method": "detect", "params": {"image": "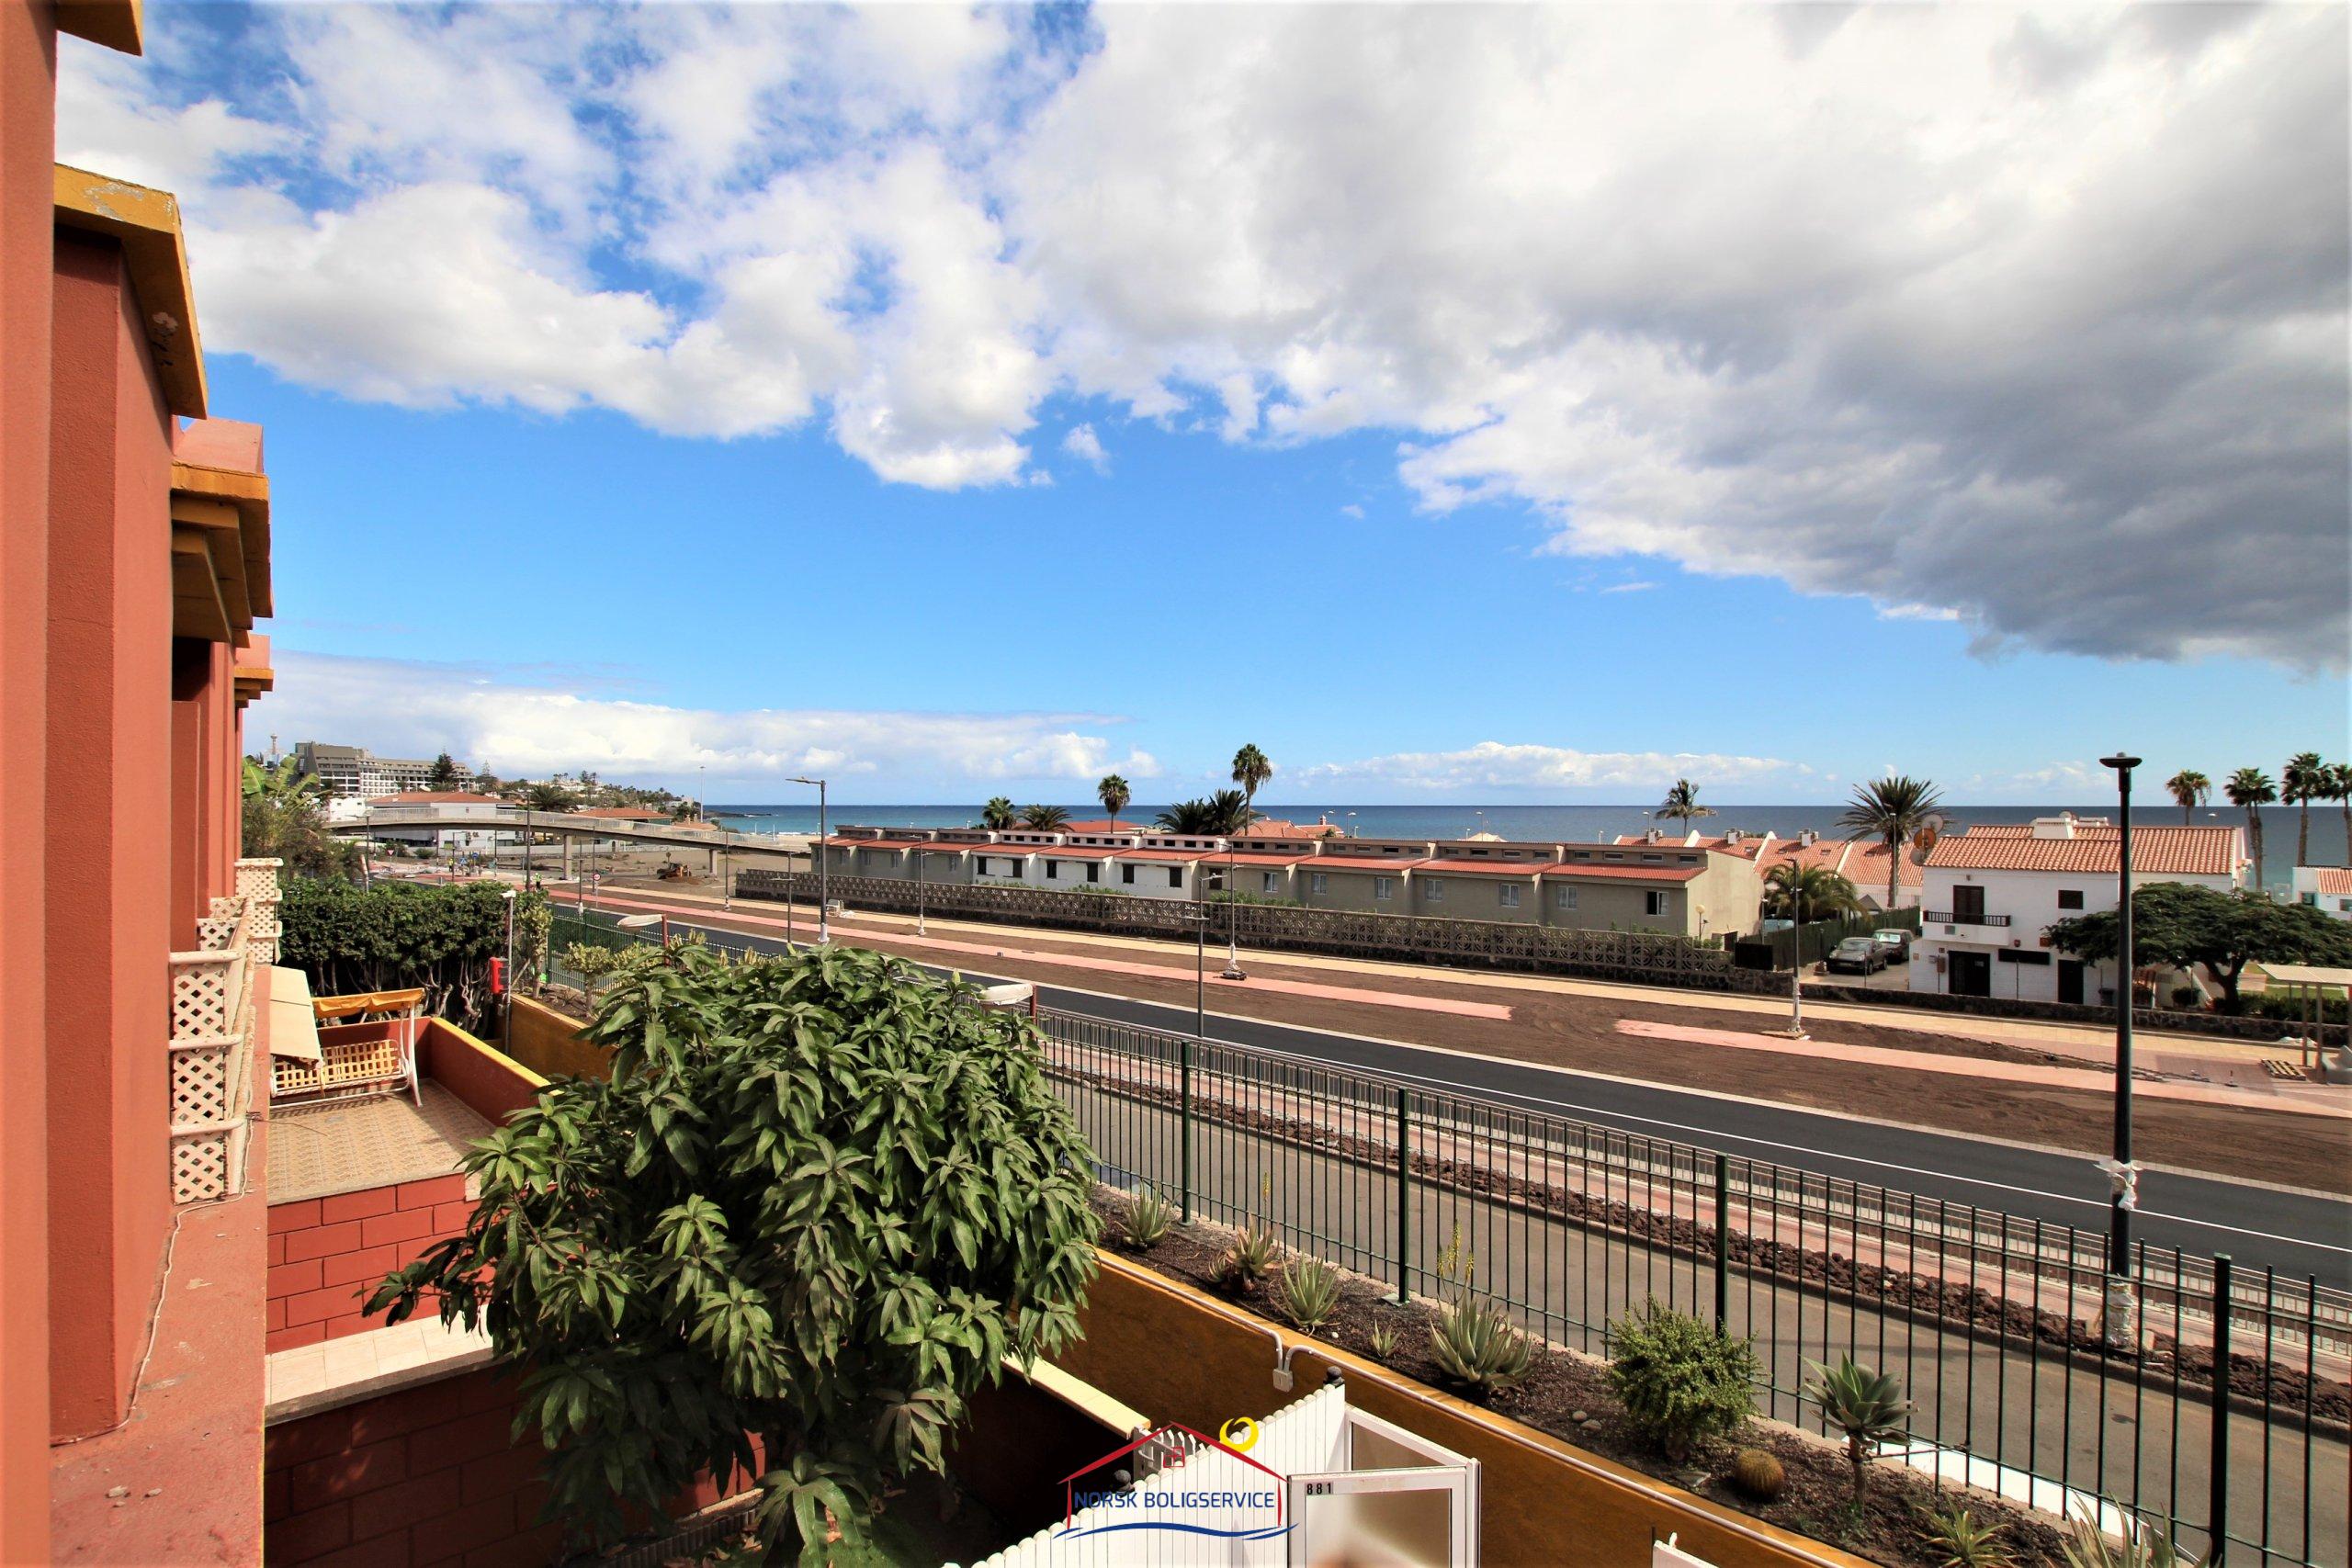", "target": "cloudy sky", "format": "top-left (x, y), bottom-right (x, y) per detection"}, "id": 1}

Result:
top-left (62, 3), bottom-right (2347, 802)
